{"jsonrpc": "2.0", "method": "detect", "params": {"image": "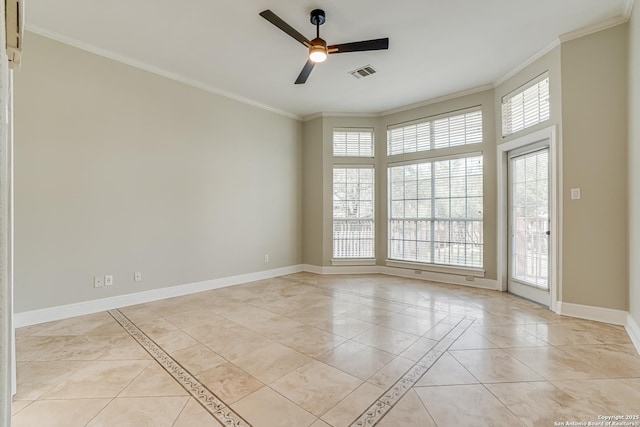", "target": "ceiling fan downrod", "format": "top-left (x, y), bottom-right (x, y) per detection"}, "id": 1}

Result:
top-left (308, 9), bottom-right (328, 63)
